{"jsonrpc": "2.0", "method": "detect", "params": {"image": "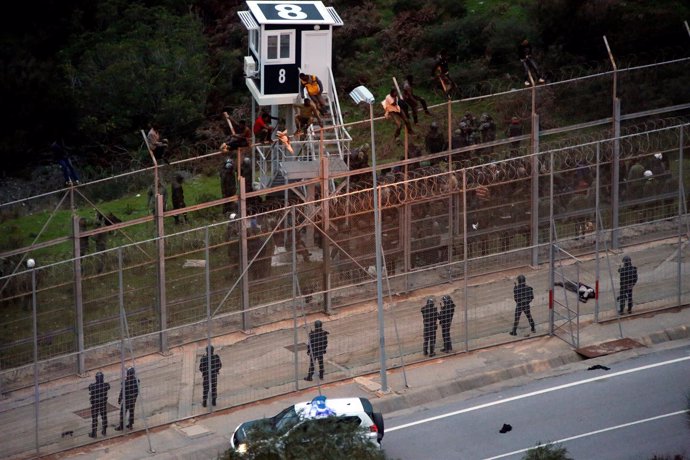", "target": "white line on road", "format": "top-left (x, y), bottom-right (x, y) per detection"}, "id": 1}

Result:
top-left (482, 410), bottom-right (689, 460)
top-left (386, 355), bottom-right (690, 433)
